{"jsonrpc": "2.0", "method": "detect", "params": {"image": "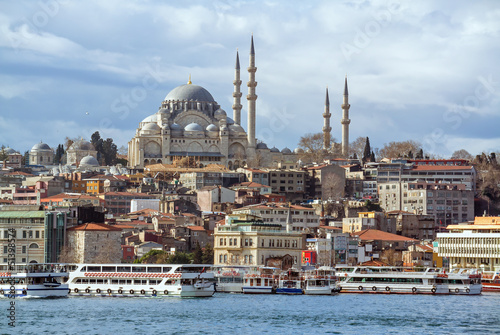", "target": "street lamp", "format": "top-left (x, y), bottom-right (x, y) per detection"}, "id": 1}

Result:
top-left (23, 226), bottom-right (32, 267)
